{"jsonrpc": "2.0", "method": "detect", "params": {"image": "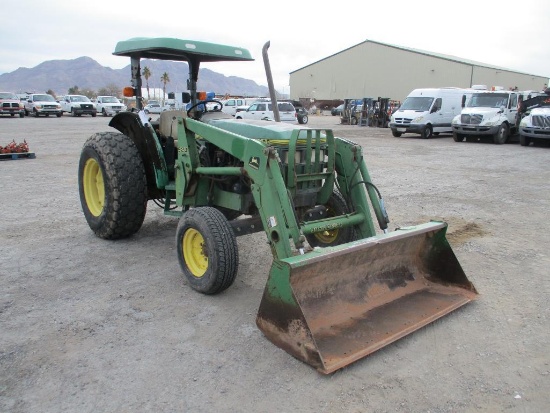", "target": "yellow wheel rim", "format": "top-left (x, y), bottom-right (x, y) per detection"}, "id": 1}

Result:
top-left (313, 206), bottom-right (339, 244)
top-left (183, 228), bottom-right (208, 277)
top-left (83, 158), bottom-right (105, 217)
top-left (313, 228), bottom-right (339, 244)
